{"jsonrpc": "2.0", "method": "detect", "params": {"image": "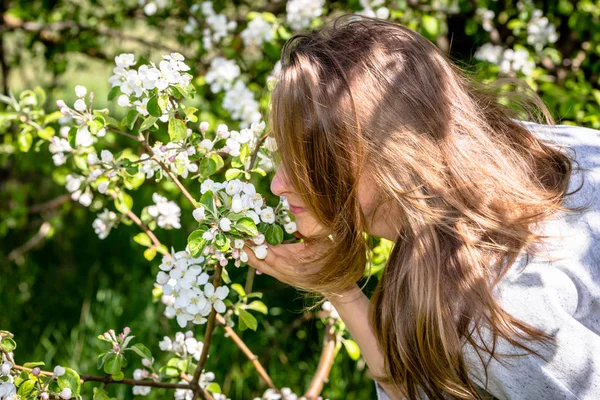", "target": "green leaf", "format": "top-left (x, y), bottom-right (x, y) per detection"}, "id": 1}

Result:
top-left (239, 144), bottom-right (250, 165)
top-left (235, 217), bottom-right (258, 236)
top-left (115, 192), bottom-right (133, 214)
top-left (23, 361), bottom-right (45, 368)
top-left (97, 352), bottom-right (111, 369)
top-left (238, 309), bottom-right (258, 331)
top-left (230, 283), bottom-right (246, 297)
top-left (188, 228), bottom-right (208, 257)
top-left (144, 247), bottom-right (157, 261)
top-left (210, 153), bottom-right (224, 170)
top-left (125, 109), bottom-right (138, 130)
top-left (38, 126), bottom-right (55, 140)
top-left (93, 387), bottom-right (113, 400)
top-left (111, 370), bottom-right (125, 381)
top-left (108, 86), bottom-right (121, 101)
top-left (265, 224), bottom-right (284, 246)
top-left (17, 379), bottom-right (35, 396)
top-left (421, 15), bottom-right (440, 39)
top-left (18, 131), bottom-right (33, 152)
top-left (214, 233), bottom-right (230, 252)
top-left (133, 232), bottom-right (152, 247)
top-left (200, 157), bottom-right (218, 177)
top-left (200, 191), bottom-right (216, 215)
top-left (251, 168), bottom-right (267, 177)
top-left (246, 300), bottom-right (268, 315)
top-left (225, 168), bottom-right (243, 180)
top-left (168, 118), bottom-right (187, 142)
top-left (206, 382), bottom-right (222, 393)
top-left (147, 96), bottom-right (162, 117)
top-left (103, 354), bottom-right (122, 375)
top-left (1, 337), bottom-right (16, 352)
top-left (58, 367), bottom-right (82, 395)
top-left (343, 339), bottom-right (361, 361)
top-left (184, 106), bottom-right (198, 122)
top-left (139, 116), bottom-right (158, 131)
top-left (130, 343), bottom-right (153, 361)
